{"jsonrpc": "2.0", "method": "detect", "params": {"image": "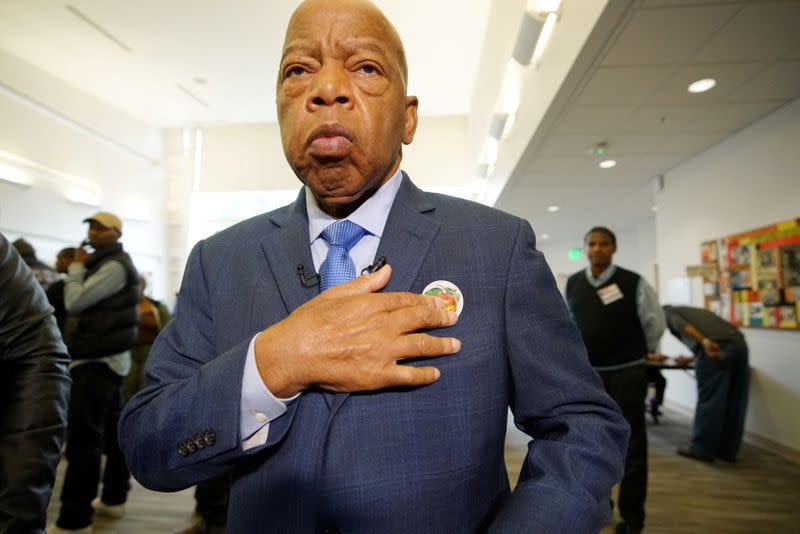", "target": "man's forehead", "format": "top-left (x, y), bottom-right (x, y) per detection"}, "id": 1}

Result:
top-left (283, 1), bottom-right (401, 54)
top-left (588, 233), bottom-right (612, 243)
top-left (282, 37), bottom-right (390, 58)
